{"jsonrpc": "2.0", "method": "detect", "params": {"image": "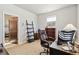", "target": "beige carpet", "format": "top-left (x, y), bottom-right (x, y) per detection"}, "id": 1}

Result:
top-left (5, 40), bottom-right (44, 55)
